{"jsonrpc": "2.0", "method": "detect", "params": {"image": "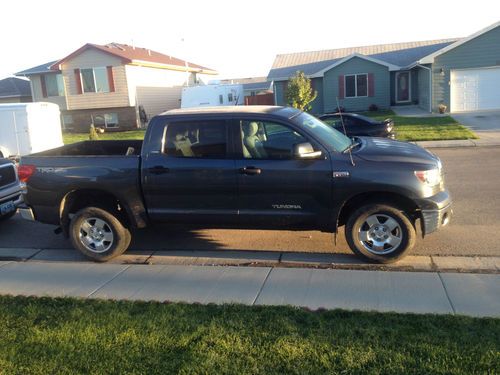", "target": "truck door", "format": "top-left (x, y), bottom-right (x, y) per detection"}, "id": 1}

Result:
top-left (234, 118), bottom-right (333, 228)
top-left (142, 119), bottom-right (237, 224)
